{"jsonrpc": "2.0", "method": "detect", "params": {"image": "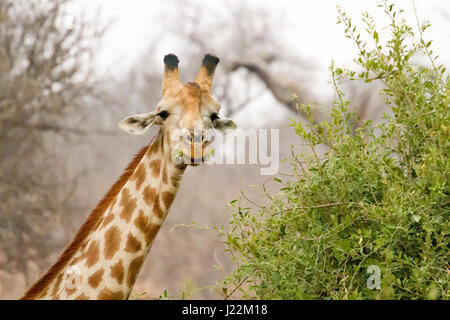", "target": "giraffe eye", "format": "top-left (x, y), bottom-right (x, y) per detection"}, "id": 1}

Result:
top-left (210, 113), bottom-right (219, 122)
top-left (158, 110), bottom-right (169, 120)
